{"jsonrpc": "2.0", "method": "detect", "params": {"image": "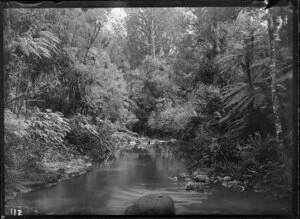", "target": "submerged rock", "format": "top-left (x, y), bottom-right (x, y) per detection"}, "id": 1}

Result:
top-left (124, 194), bottom-right (175, 215)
